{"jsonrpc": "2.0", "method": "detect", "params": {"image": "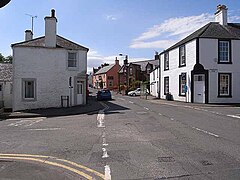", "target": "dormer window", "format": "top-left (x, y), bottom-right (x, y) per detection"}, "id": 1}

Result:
top-left (179, 45), bottom-right (186, 67)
